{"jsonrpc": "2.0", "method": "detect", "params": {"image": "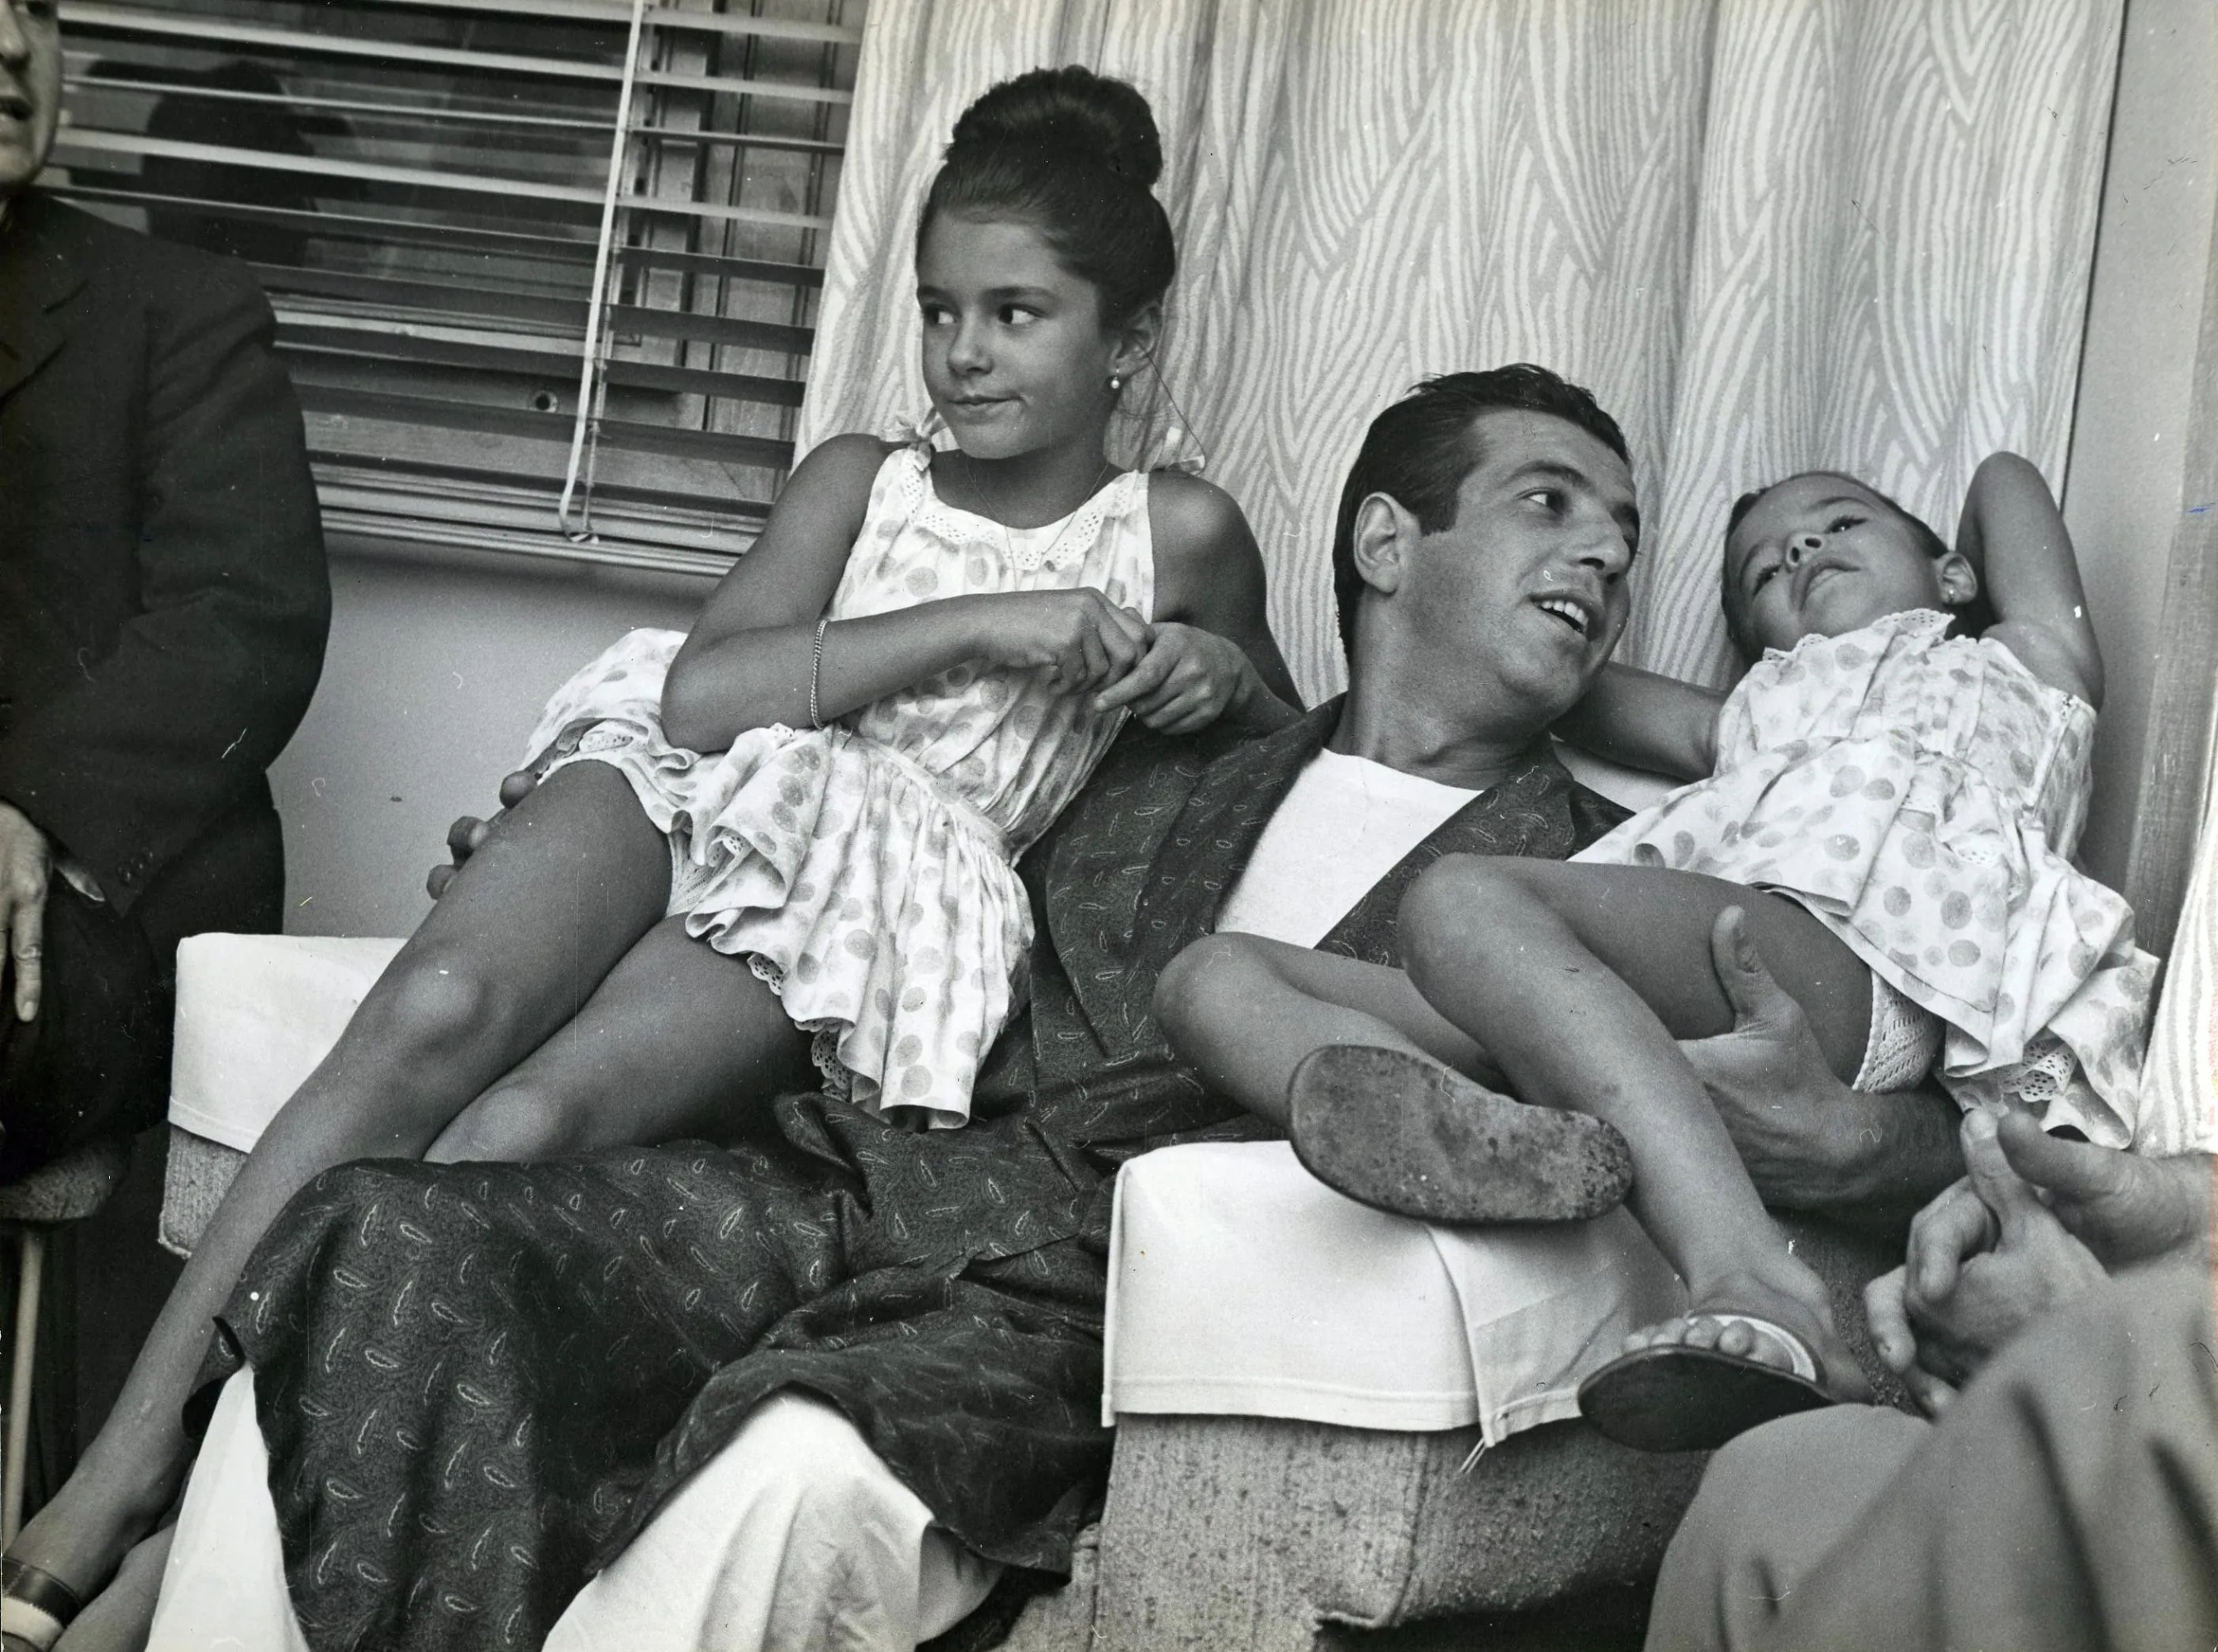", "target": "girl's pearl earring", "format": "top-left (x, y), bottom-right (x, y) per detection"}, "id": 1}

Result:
top-left (1109, 374), bottom-right (1123, 393)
